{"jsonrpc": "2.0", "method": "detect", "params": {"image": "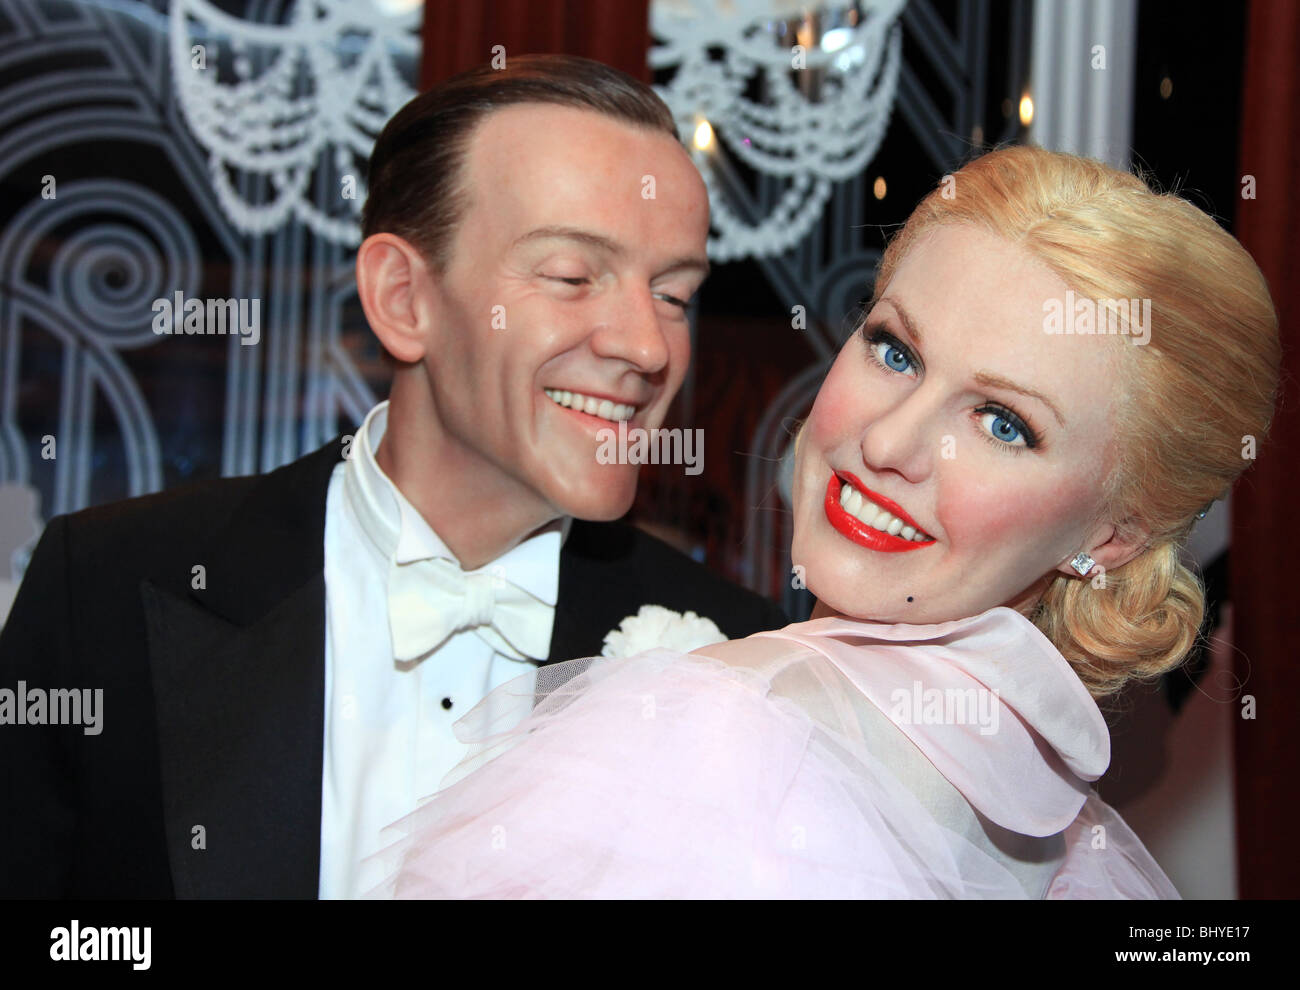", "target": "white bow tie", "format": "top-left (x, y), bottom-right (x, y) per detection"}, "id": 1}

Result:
top-left (387, 556), bottom-right (553, 663)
